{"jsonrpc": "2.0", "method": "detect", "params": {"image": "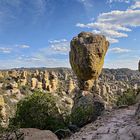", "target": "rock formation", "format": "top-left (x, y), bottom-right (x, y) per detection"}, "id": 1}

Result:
top-left (37, 81), bottom-right (43, 90)
top-left (70, 32), bottom-right (109, 127)
top-left (42, 71), bottom-right (50, 90)
top-left (67, 78), bottom-right (75, 93)
top-left (8, 70), bottom-right (18, 81)
top-left (20, 71), bottom-right (27, 86)
top-left (0, 67), bottom-right (139, 128)
top-left (7, 128), bottom-right (59, 140)
top-left (20, 78), bottom-right (27, 86)
top-left (31, 78), bottom-right (38, 90)
top-left (70, 32), bottom-right (109, 91)
top-left (0, 95), bottom-right (7, 127)
top-left (49, 72), bottom-right (58, 92)
top-left (0, 71), bottom-right (3, 79)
